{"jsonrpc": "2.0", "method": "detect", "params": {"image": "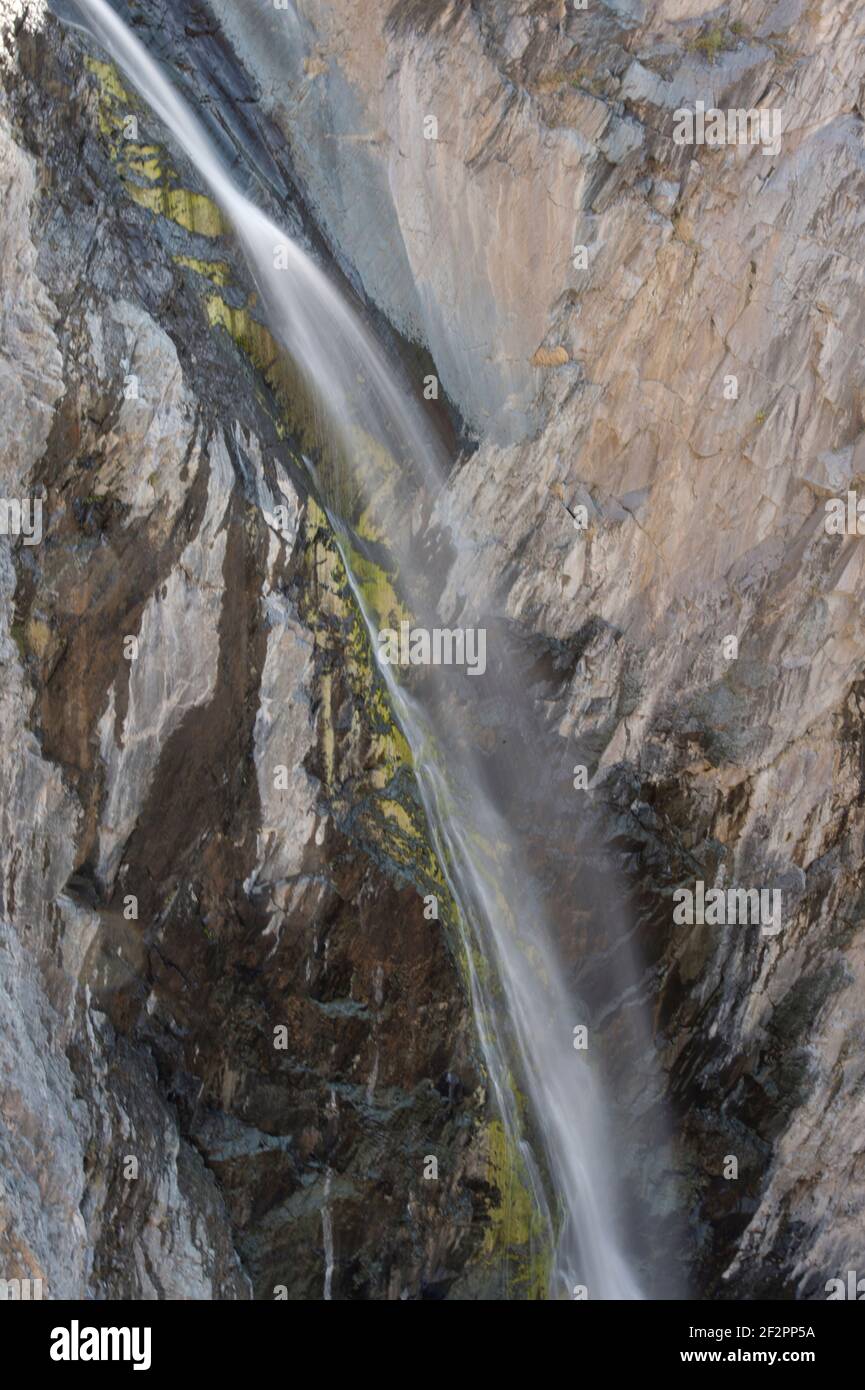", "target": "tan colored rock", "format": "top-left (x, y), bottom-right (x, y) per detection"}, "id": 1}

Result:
top-left (531, 345), bottom-right (570, 366)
